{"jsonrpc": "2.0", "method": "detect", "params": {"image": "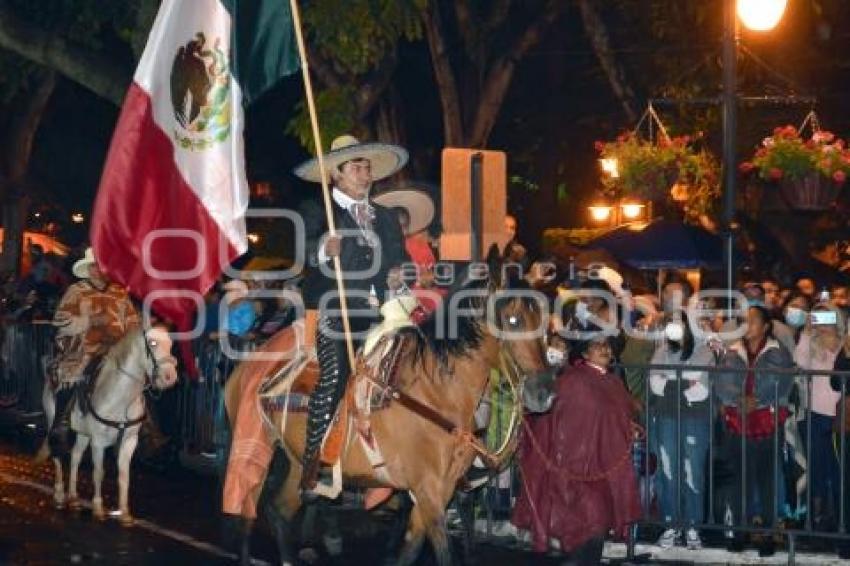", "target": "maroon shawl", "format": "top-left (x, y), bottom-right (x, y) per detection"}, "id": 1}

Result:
top-left (512, 362), bottom-right (641, 553)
